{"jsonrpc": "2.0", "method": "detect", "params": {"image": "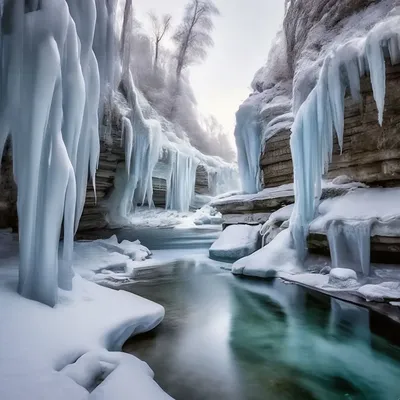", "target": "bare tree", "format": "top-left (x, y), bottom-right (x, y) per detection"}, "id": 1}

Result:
top-left (120, 0), bottom-right (133, 74)
top-left (148, 11), bottom-right (172, 71)
top-left (173, 0), bottom-right (219, 81)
